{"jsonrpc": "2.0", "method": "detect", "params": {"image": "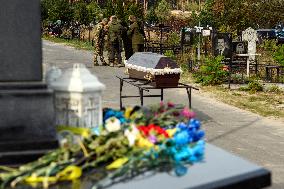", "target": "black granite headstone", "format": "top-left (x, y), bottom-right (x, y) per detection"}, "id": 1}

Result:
top-left (212, 33), bottom-right (232, 58)
top-left (0, 0), bottom-right (58, 165)
top-left (0, 0), bottom-right (42, 81)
